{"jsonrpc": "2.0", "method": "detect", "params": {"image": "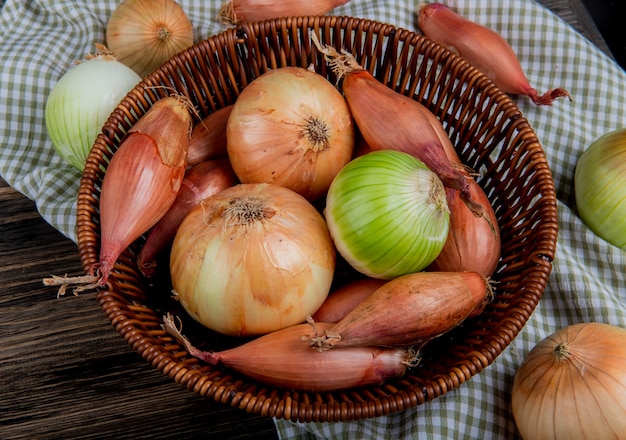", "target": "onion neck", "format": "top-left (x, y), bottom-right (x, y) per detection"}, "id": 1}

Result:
top-left (554, 343), bottom-right (571, 361)
top-left (303, 116), bottom-right (330, 152)
top-left (158, 27), bottom-right (170, 41)
top-left (222, 197), bottom-right (277, 225)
